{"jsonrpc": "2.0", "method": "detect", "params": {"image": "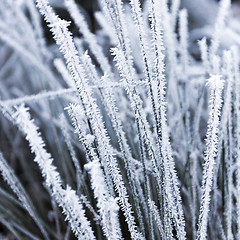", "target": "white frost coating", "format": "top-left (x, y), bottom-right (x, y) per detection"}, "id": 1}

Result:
top-left (197, 75), bottom-right (224, 240)
top-left (14, 105), bottom-right (95, 240)
top-left (85, 160), bottom-right (121, 240)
